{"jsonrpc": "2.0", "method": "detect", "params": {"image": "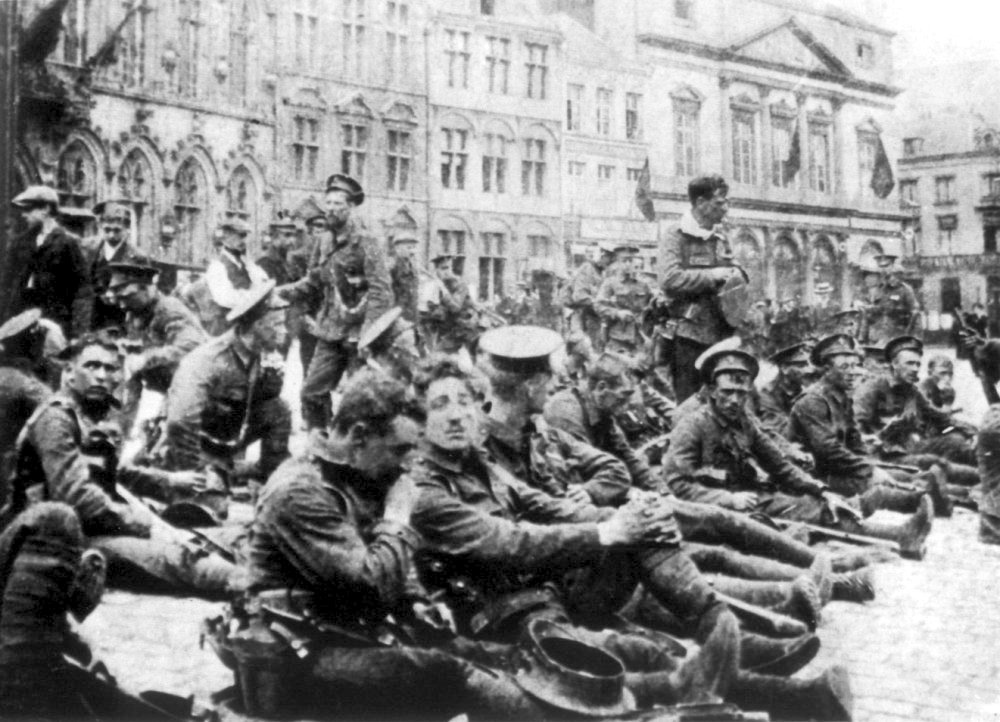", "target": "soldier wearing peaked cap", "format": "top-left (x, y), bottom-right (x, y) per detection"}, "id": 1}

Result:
top-left (10, 185), bottom-right (91, 338)
top-left (757, 343), bottom-right (812, 436)
top-left (158, 281), bottom-right (292, 485)
top-left (280, 173), bottom-right (394, 429)
top-left (595, 245), bottom-right (652, 354)
top-left (419, 253), bottom-right (478, 355)
top-left (389, 228), bottom-right (420, 325)
top-left (87, 200), bottom-right (139, 331)
top-left (859, 254), bottom-right (920, 346)
top-left (662, 337), bottom-right (934, 557)
top-left (564, 242), bottom-right (615, 350)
